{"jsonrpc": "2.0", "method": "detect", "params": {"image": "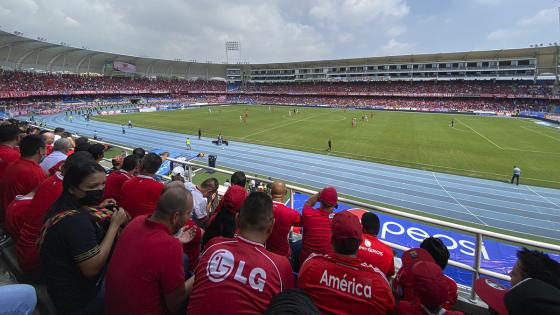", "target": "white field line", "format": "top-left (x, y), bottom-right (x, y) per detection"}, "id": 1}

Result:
top-left (93, 114), bottom-right (560, 184)
top-left (526, 185), bottom-right (560, 209)
top-left (432, 172), bottom-right (489, 226)
top-left (455, 118), bottom-right (504, 149)
top-left (241, 112), bottom-right (327, 139)
top-left (521, 126), bottom-right (560, 143)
